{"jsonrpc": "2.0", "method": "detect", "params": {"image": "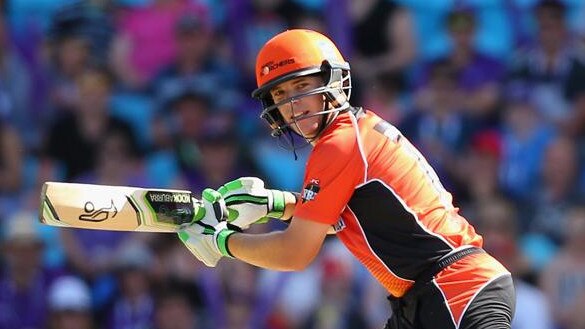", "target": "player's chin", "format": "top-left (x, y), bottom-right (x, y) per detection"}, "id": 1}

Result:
top-left (295, 125), bottom-right (320, 139)
top-left (295, 119), bottom-right (321, 137)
